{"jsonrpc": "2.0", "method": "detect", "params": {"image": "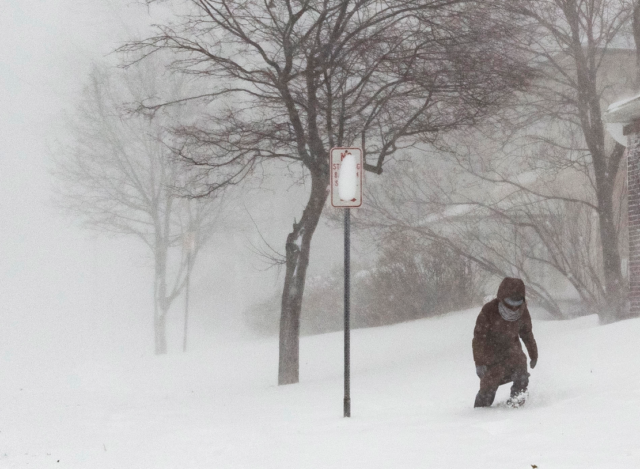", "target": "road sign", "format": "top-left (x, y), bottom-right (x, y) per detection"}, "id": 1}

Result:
top-left (330, 147), bottom-right (363, 208)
